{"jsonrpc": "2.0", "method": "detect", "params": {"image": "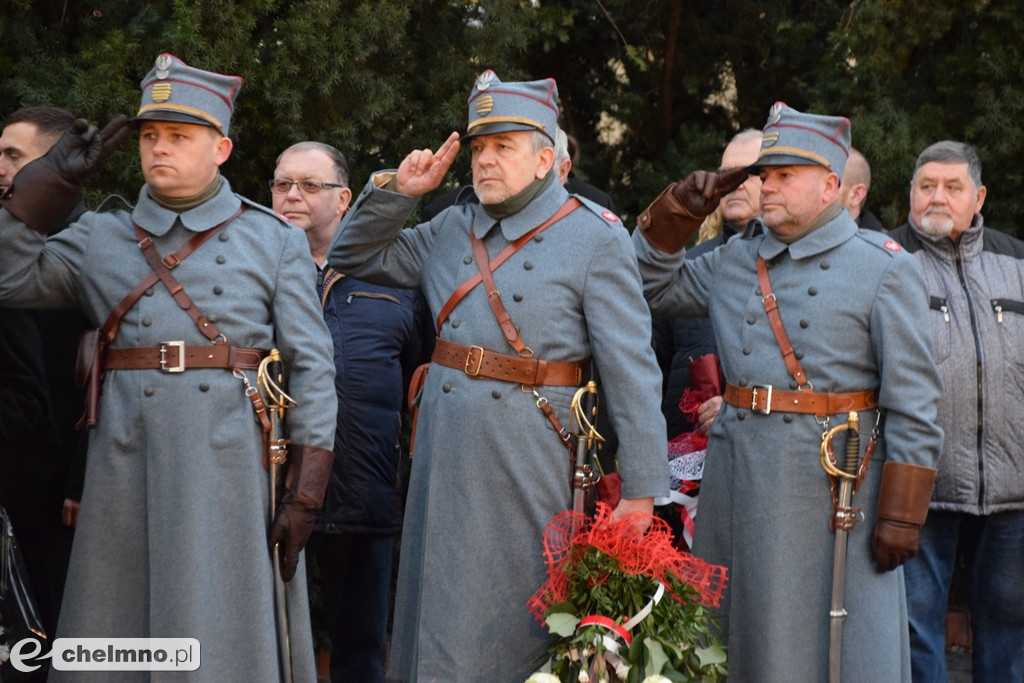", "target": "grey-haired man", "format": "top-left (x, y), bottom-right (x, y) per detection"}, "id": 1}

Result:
top-left (891, 141), bottom-right (1024, 683)
top-left (329, 70), bottom-right (669, 681)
